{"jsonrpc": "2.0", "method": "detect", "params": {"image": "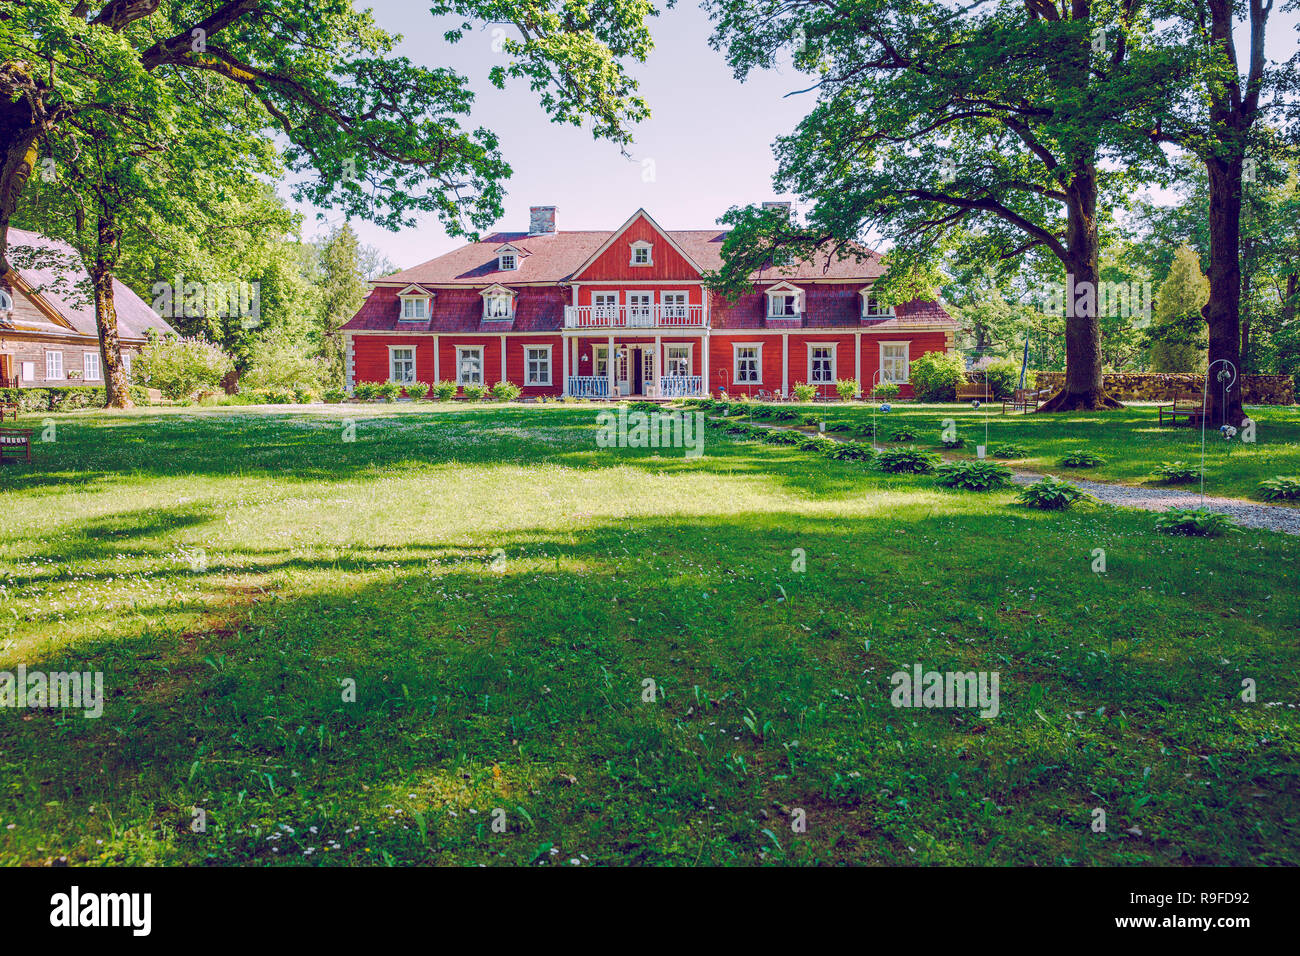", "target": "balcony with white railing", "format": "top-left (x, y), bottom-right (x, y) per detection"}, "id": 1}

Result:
top-left (564, 304), bottom-right (707, 329)
top-left (655, 375), bottom-right (704, 398)
top-left (567, 376), bottom-right (611, 399)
